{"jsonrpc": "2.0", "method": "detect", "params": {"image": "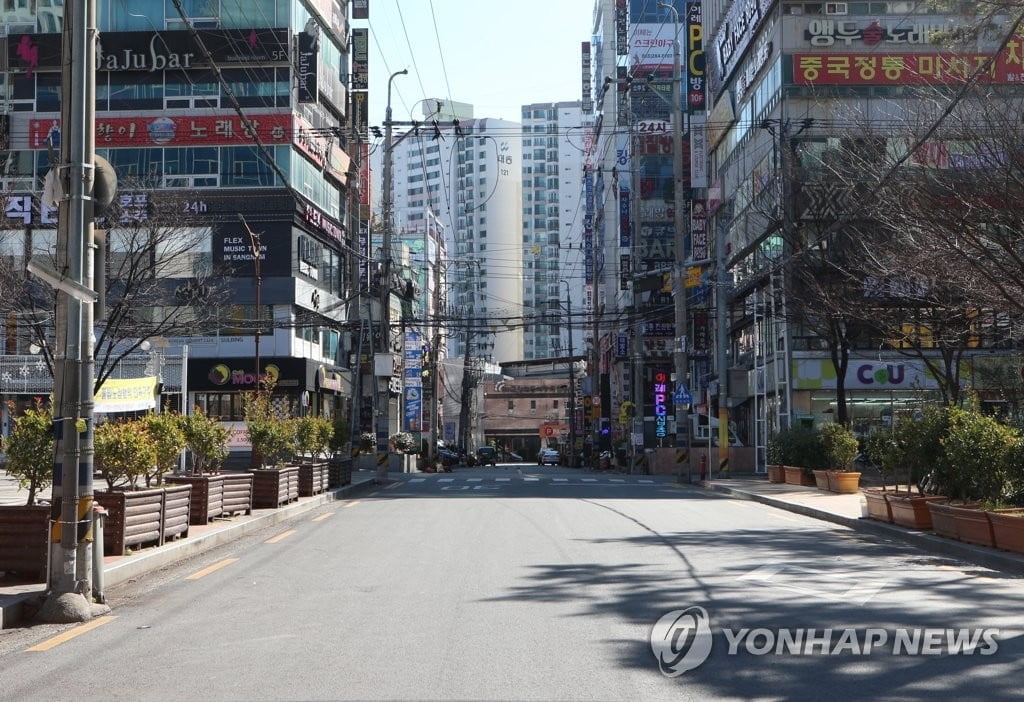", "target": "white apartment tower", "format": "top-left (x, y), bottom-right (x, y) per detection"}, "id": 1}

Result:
top-left (521, 101), bottom-right (590, 360)
top-left (387, 106), bottom-right (524, 364)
